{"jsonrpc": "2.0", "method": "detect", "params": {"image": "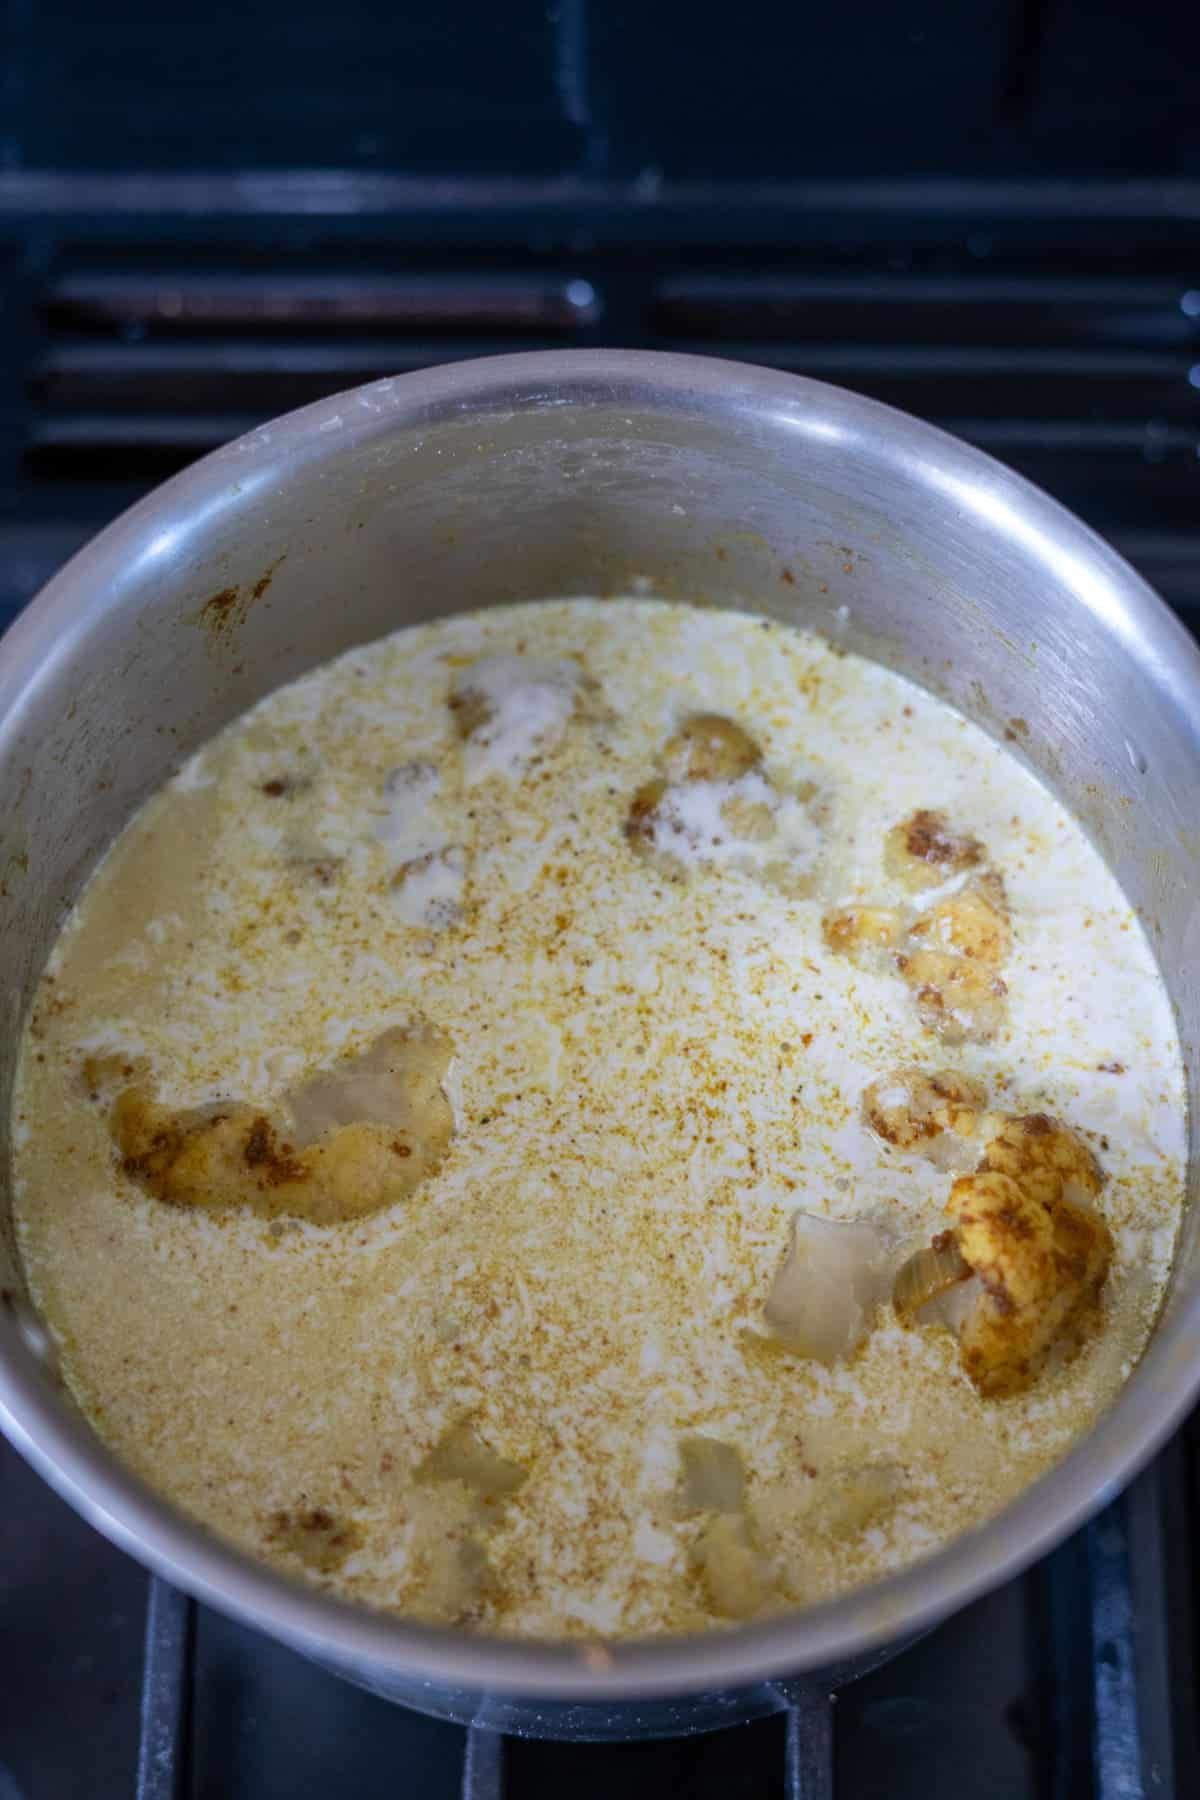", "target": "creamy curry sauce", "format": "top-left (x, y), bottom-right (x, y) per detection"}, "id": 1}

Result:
top-left (10, 600), bottom-right (1184, 1637)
